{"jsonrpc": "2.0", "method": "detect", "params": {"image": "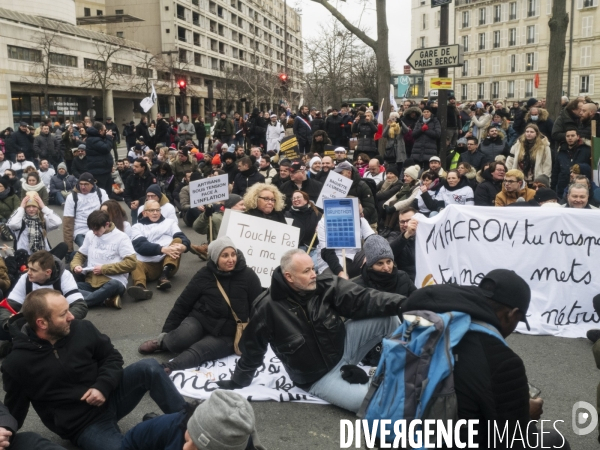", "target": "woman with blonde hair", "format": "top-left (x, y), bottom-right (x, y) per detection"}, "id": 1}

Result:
top-left (243, 182), bottom-right (287, 223)
top-left (506, 123), bottom-right (551, 185)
